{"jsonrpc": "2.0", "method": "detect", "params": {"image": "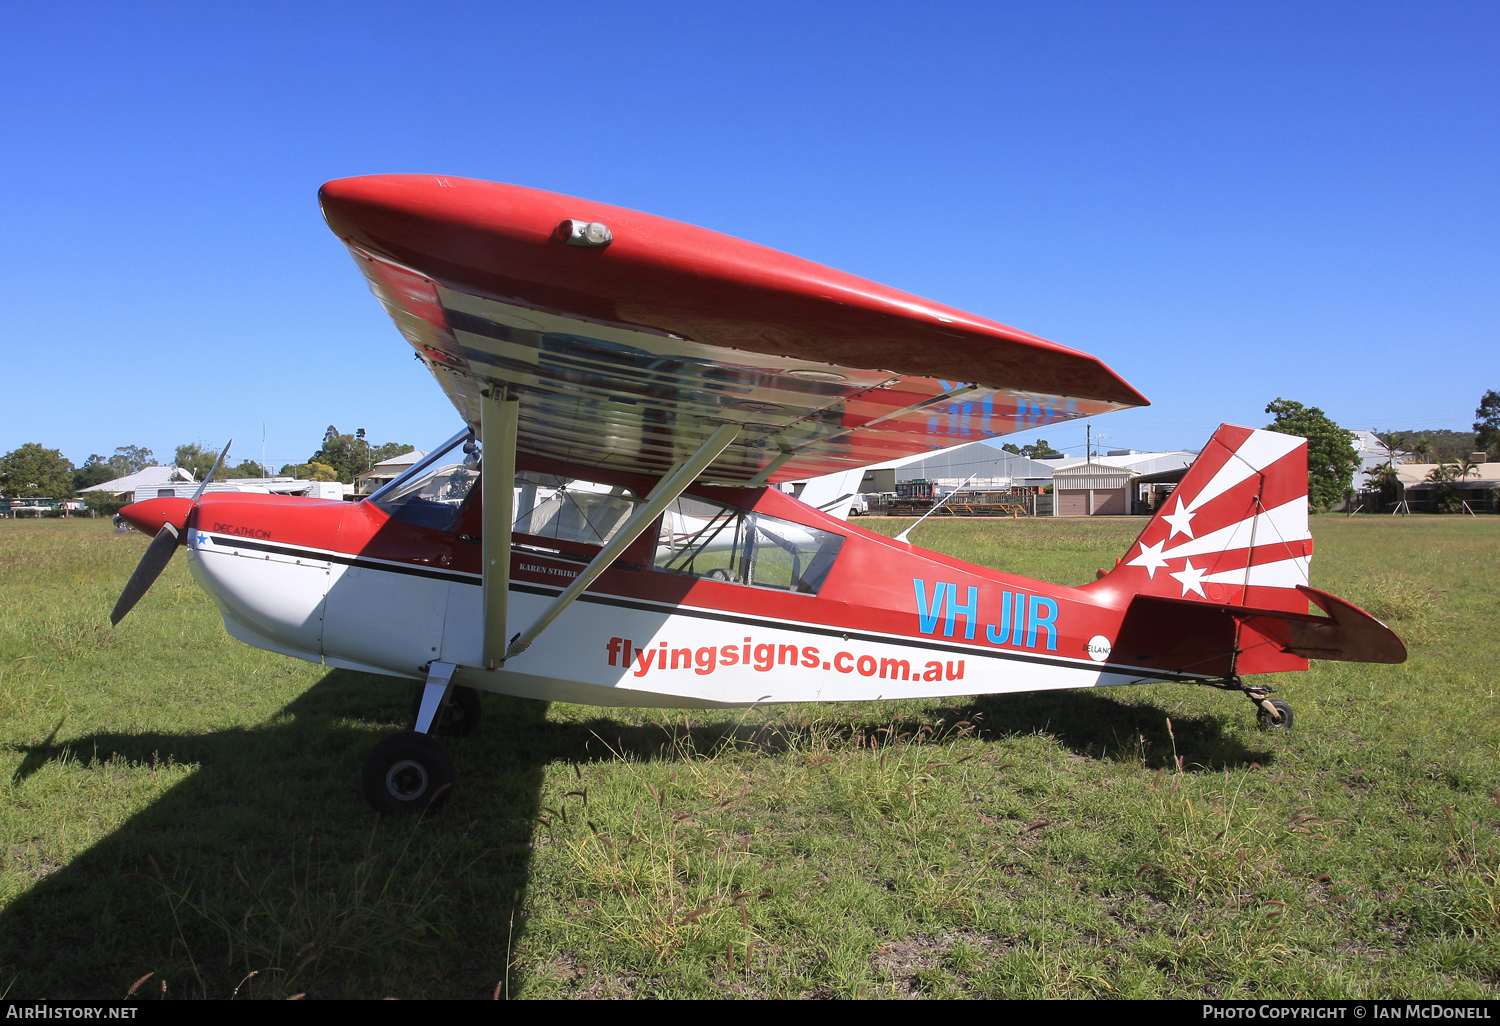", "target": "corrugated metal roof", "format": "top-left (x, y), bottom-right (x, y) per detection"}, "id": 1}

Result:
top-left (1043, 450), bottom-right (1196, 474)
top-left (1053, 463), bottom-right (1138, 489)
top-left (885, 441), bottom-right (1056, 481)
top-left (79, 465), bottom-right (196, 493)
